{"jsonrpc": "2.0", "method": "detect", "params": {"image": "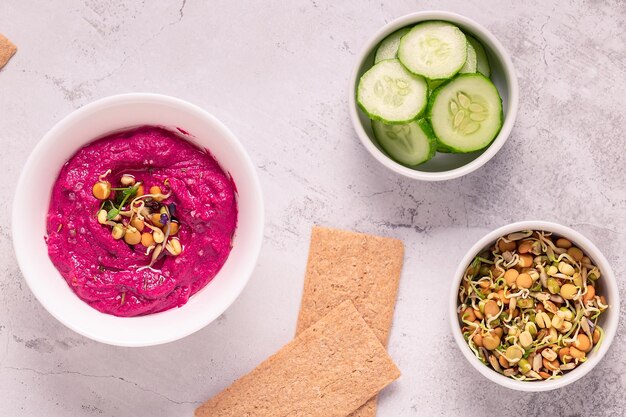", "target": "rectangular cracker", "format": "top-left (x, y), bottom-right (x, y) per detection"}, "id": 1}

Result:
top-left (296, 226), bottom-right (404, 417)
top-left (0, 34), bottom-right (17, 69)
top-left (195, 300), bottom-right (400, 417)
